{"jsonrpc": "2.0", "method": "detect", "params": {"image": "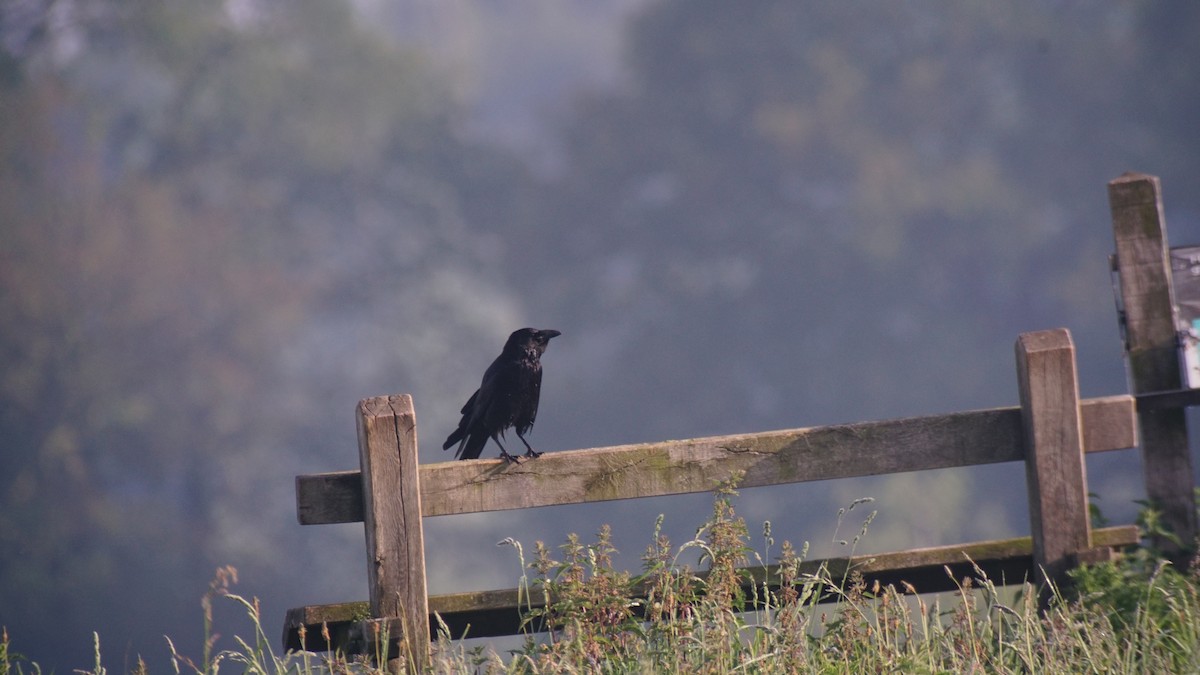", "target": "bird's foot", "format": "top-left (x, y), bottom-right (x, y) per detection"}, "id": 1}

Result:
top-left (499, 450), bottom-right (522, 463)
top-left (523, 448), bottom-right (542, 459)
